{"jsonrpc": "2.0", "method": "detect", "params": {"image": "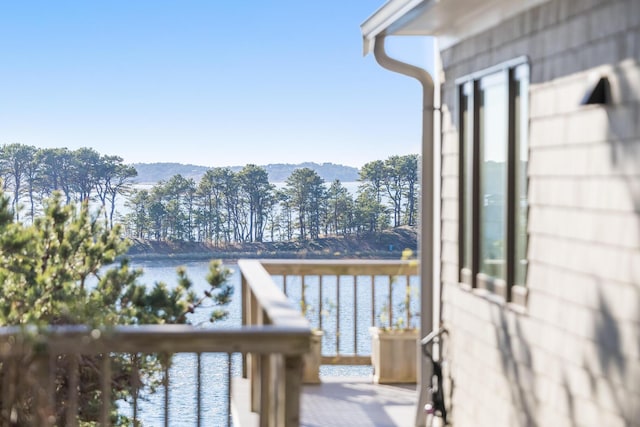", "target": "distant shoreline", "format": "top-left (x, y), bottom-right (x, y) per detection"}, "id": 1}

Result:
top-left (125, 249), bottom-right (410, 263)
top-left (124, 227), bottom-right (418, 263)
